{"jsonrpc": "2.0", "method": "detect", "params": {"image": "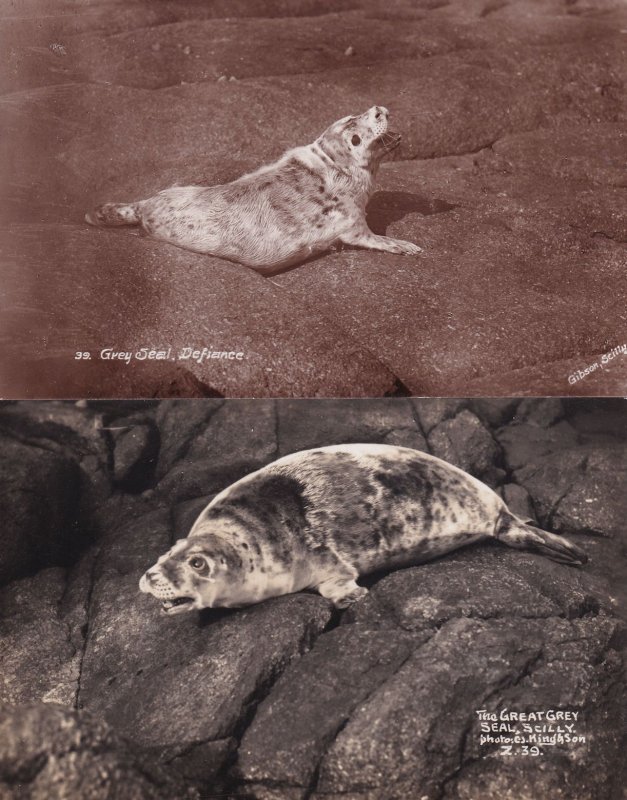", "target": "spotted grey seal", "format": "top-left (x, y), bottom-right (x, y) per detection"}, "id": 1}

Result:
top-left (85, 106), bottom-right (422, 269)
top-left (139, 444), bottom-right (587, 614)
